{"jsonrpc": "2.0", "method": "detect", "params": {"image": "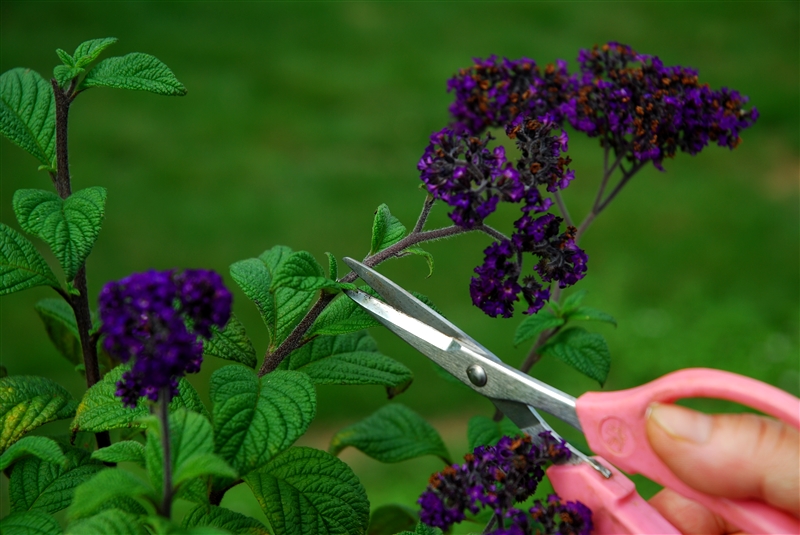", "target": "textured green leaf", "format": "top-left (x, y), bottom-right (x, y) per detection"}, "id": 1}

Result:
top-left (329, 404), bottom-right (449, 463)
top-left (91, 440), bottom-right (145, 466)
top-left (367, 504), bottom-right (417, 535)
top-left (13, 186), bottom-right (107, 281)
top-left (66, 508), bottom-right (147, 535)
top-left (244, 447), bottom-right (369, 535)
top-left (80, 52), bottom-right (187, 95)
top-left (182, 504), bottom-right (269, 535)
top-left (540, 326), bottom-right (611, 385)
top-left (513, 312), bottom-right (565, 347)
top-left (53, 65), bottom-right (84, 88)
top-left (144, 409), bottom-right (236, 500)
top-left (306, 288), bottom-right (381, 337)
top-left (397, 523), bottom-right (443, 535)
top-left (71, 365), bottom-right (207, 433)
top-left (0, 222), bottom-right (60, 295)
top-left (10, 443), bottom-right (104, 514)
top-left (0, 511), bottom-right (62, 535)
top-left (326, 252), bottom-right (338, 281)
top-left (272, 250), bottom-right (336, 292)
top-left (282, 331), bottom-right (412, 393)
top-left (56, 48), bottom-right (75, 66)
top-left (210, 367), bottom-right (315, 477)
top-left (404, 246), bottom-right (434, 277)
top-left (68, 468), bottom-right (155, 520)
top-left (35, 298), bottom-right (82, 365)
top-left (73, 37), bottom-right (118, 68)
top-left (0, 375), bottom-right (77, 451)
top-left (204, 314), bottom-right (256, 368)
top-left (466, 416), bottom-right (522, 451)
top-left (559, 289), bottom-right (588, 315)
top-left (564, 306), bottom-right (617, 326)
top-left (370, 204), bottom-right (406, 255)
top-left (0, 435), bottom-right (66, 471)
top-left (0, 68), bottom-right (56, 166)
top-left (230, 258), bottom-right (274, 336)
